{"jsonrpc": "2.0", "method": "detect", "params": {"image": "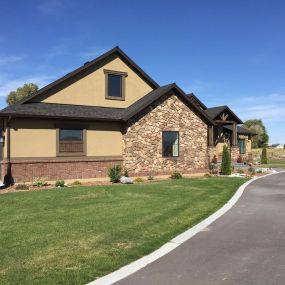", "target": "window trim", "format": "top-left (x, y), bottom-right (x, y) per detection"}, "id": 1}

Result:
top-left (56, 126), bottom-right (87, 157)
top-left (162, 131), bottom-right (180, 158)
top-left (104, 69), bottom-right (127, 101)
